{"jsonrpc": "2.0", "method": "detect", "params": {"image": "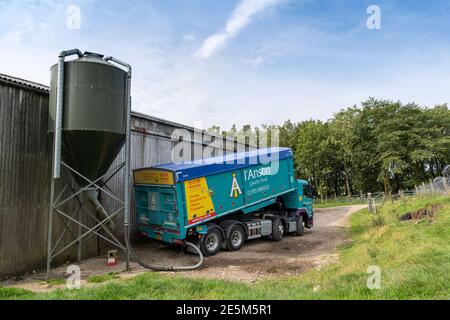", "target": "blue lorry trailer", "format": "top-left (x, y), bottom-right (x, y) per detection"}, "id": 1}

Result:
top-left (133, 148), bottom-right (314, 256)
